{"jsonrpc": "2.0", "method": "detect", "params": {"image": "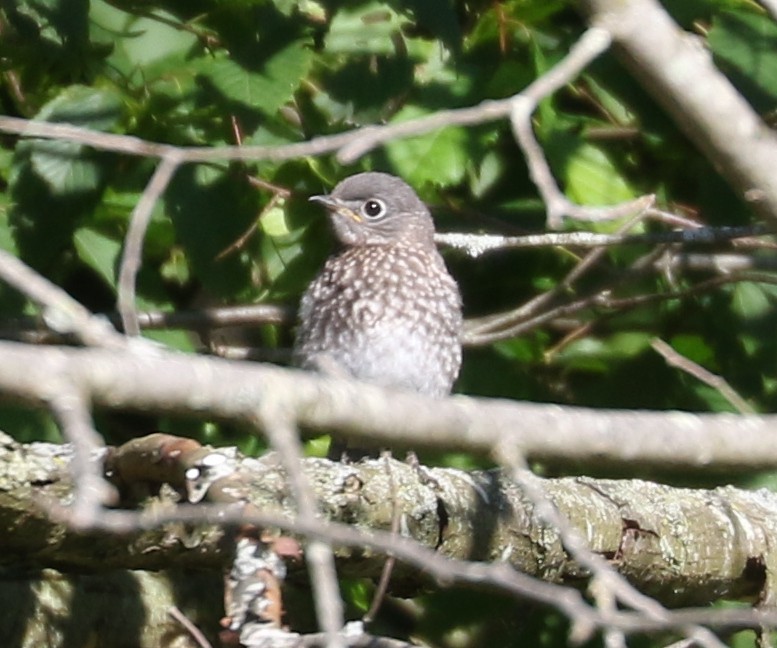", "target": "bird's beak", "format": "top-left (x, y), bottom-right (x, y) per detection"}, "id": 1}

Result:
top-left (309, 194), bottom-right (338, 209)
top-left (309, 195), bottom-right (363, 223)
